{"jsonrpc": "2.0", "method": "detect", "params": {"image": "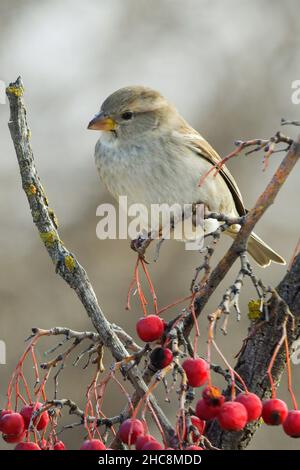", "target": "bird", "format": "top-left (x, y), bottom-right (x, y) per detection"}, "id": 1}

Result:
top-left (88, 86), bottom-right (285, 267)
